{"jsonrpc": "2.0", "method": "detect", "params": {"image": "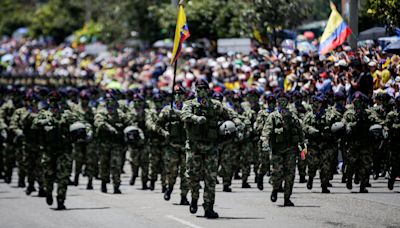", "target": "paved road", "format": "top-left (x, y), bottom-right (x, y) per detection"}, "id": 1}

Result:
top-left (1, 166), bottom-right (400, 228)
